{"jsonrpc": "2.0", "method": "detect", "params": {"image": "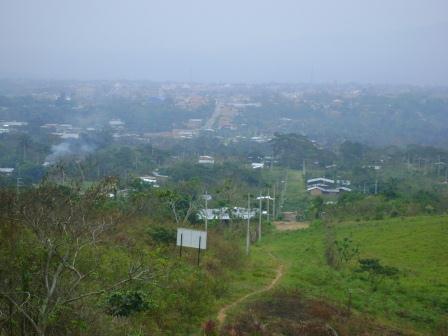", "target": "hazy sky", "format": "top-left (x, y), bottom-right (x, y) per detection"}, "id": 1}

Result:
top-left (1, 0), bottom-right (447, 84)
